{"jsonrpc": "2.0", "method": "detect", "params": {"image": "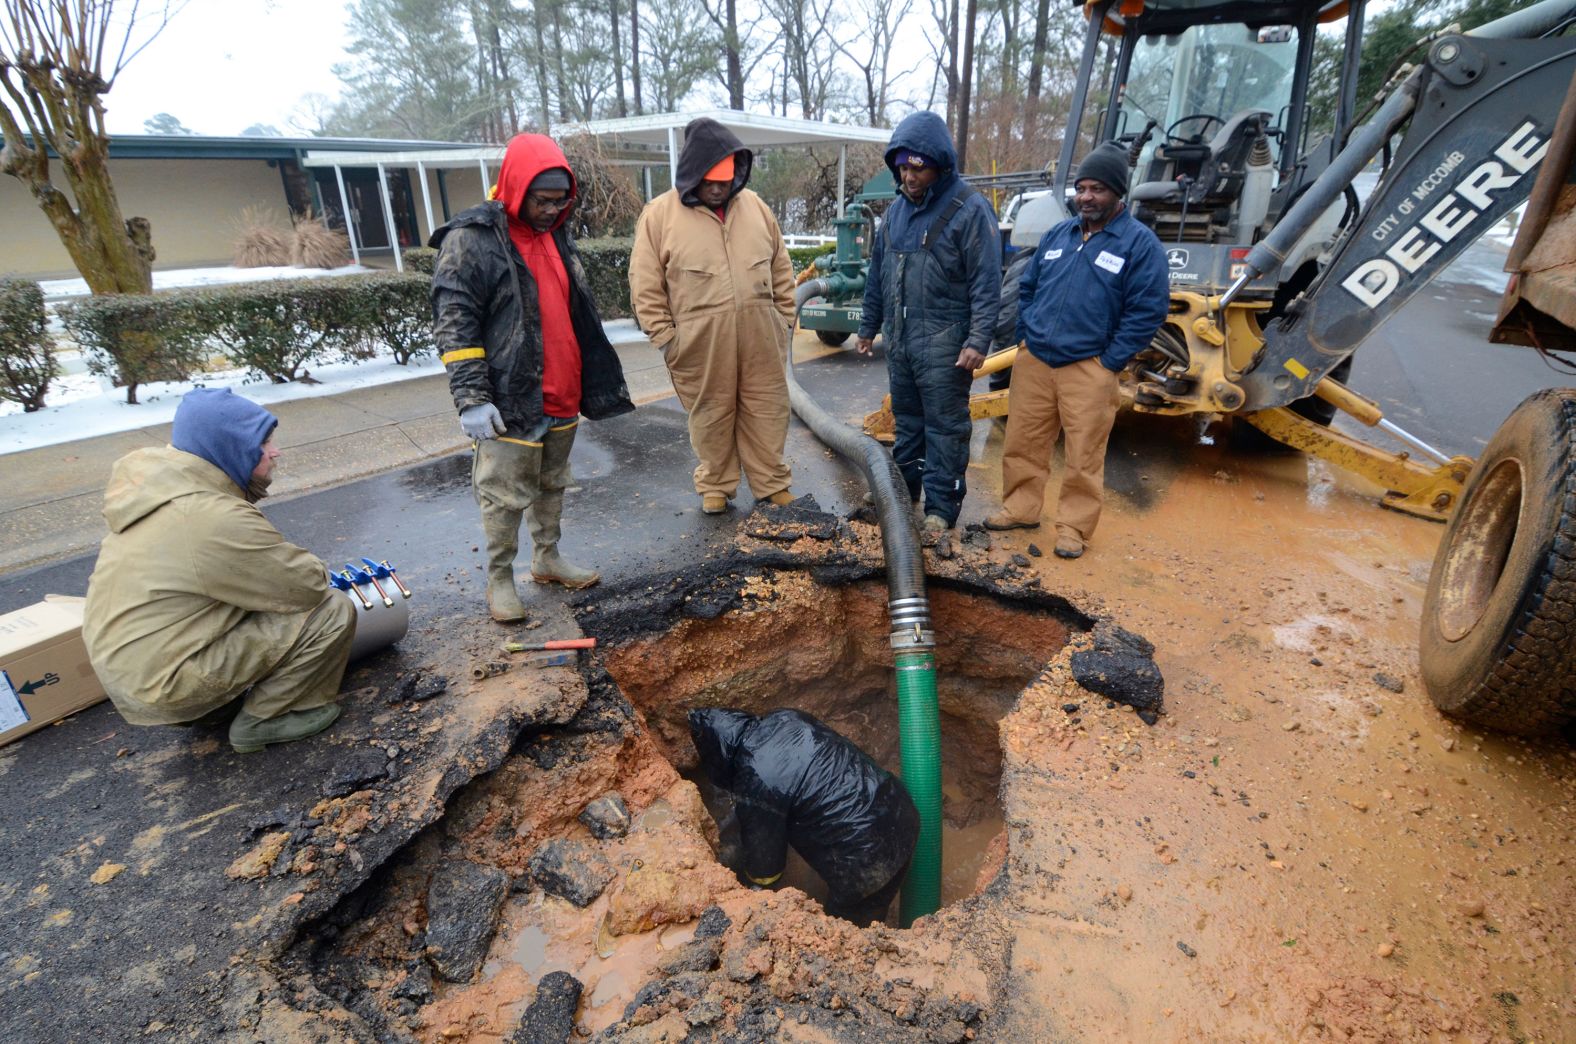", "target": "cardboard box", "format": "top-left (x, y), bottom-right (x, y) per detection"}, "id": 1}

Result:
top-left (0, 595), bottom-right (107, 748)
